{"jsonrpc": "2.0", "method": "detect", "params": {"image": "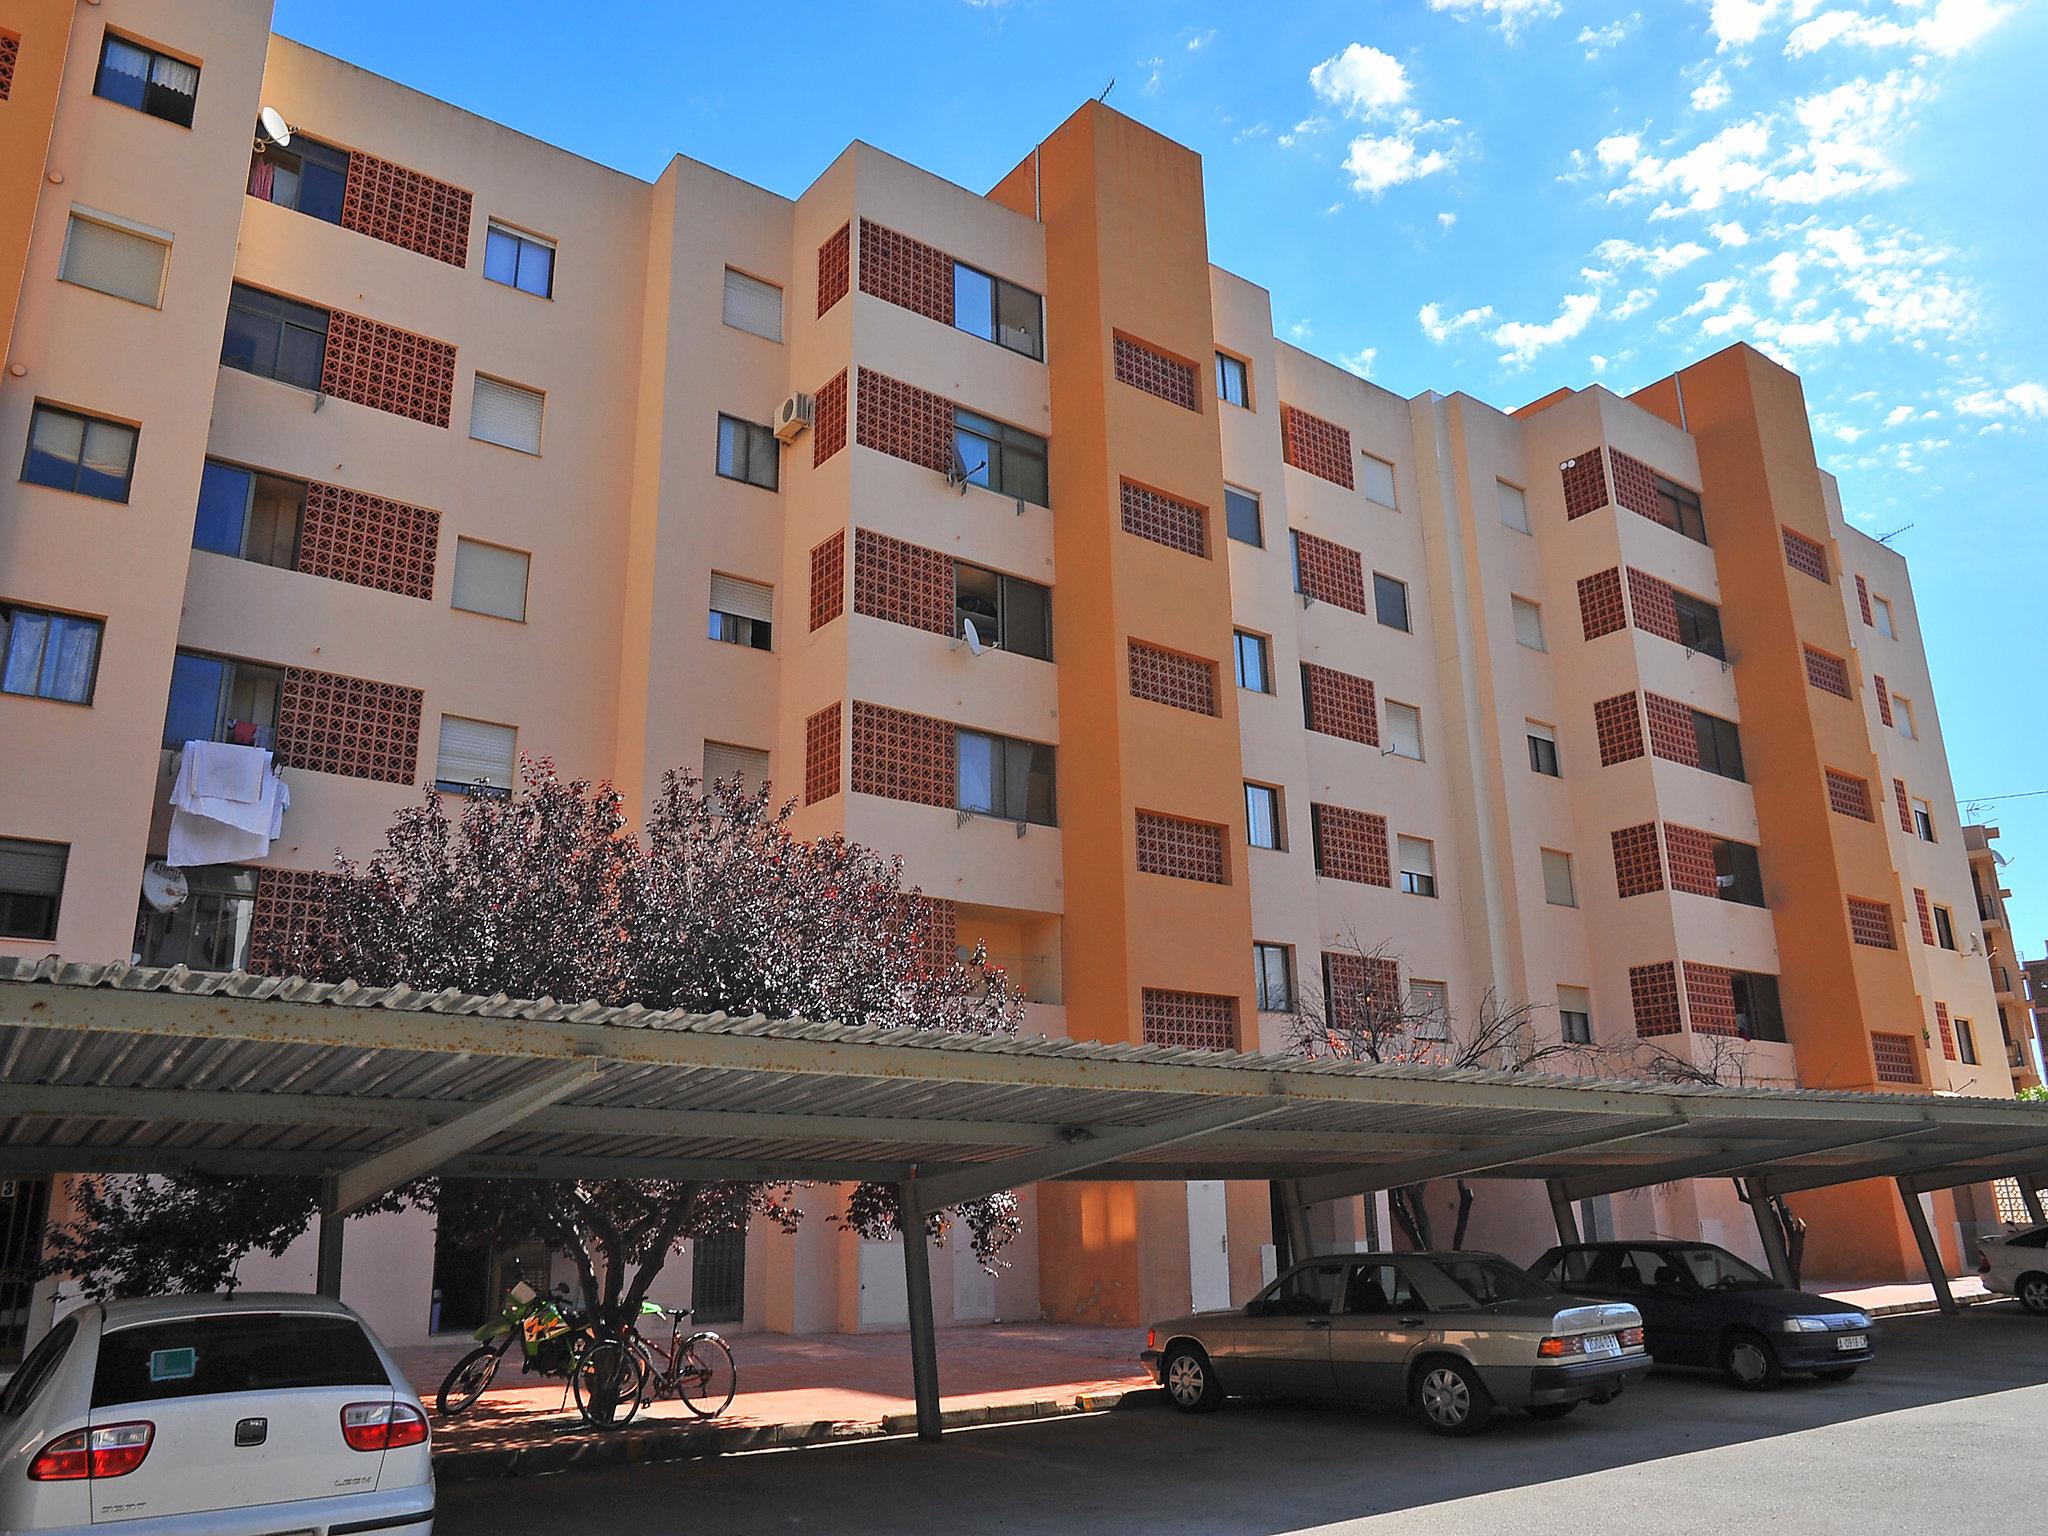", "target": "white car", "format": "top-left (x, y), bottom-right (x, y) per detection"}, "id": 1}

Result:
top-left (1978, 1224), bottom-right (2048, 1313)
top-left (0, 1292), bottom-right (433, 1535)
